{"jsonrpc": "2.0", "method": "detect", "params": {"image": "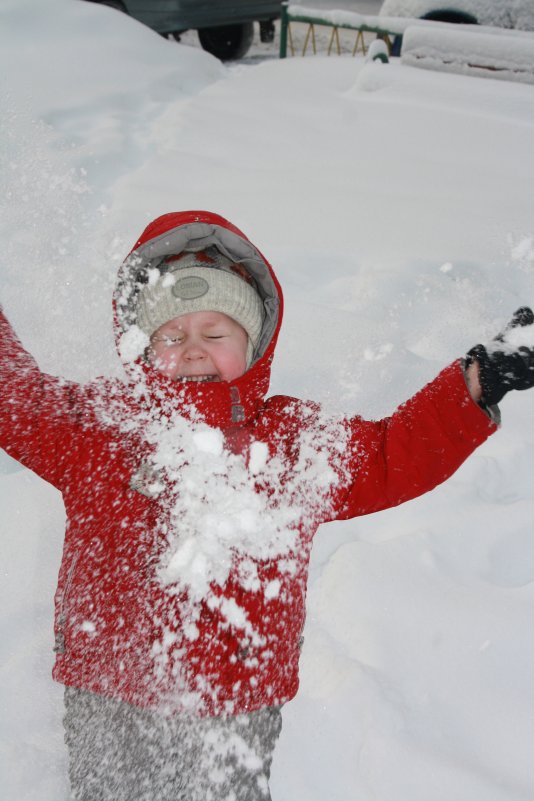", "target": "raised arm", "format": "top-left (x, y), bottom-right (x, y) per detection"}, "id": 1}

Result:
top-left (0, 306), bottom-right (81, 488)
top-left (332, 360), bottom-right (496, 521)
top-left (334, 306), bottom-right (534, 520)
